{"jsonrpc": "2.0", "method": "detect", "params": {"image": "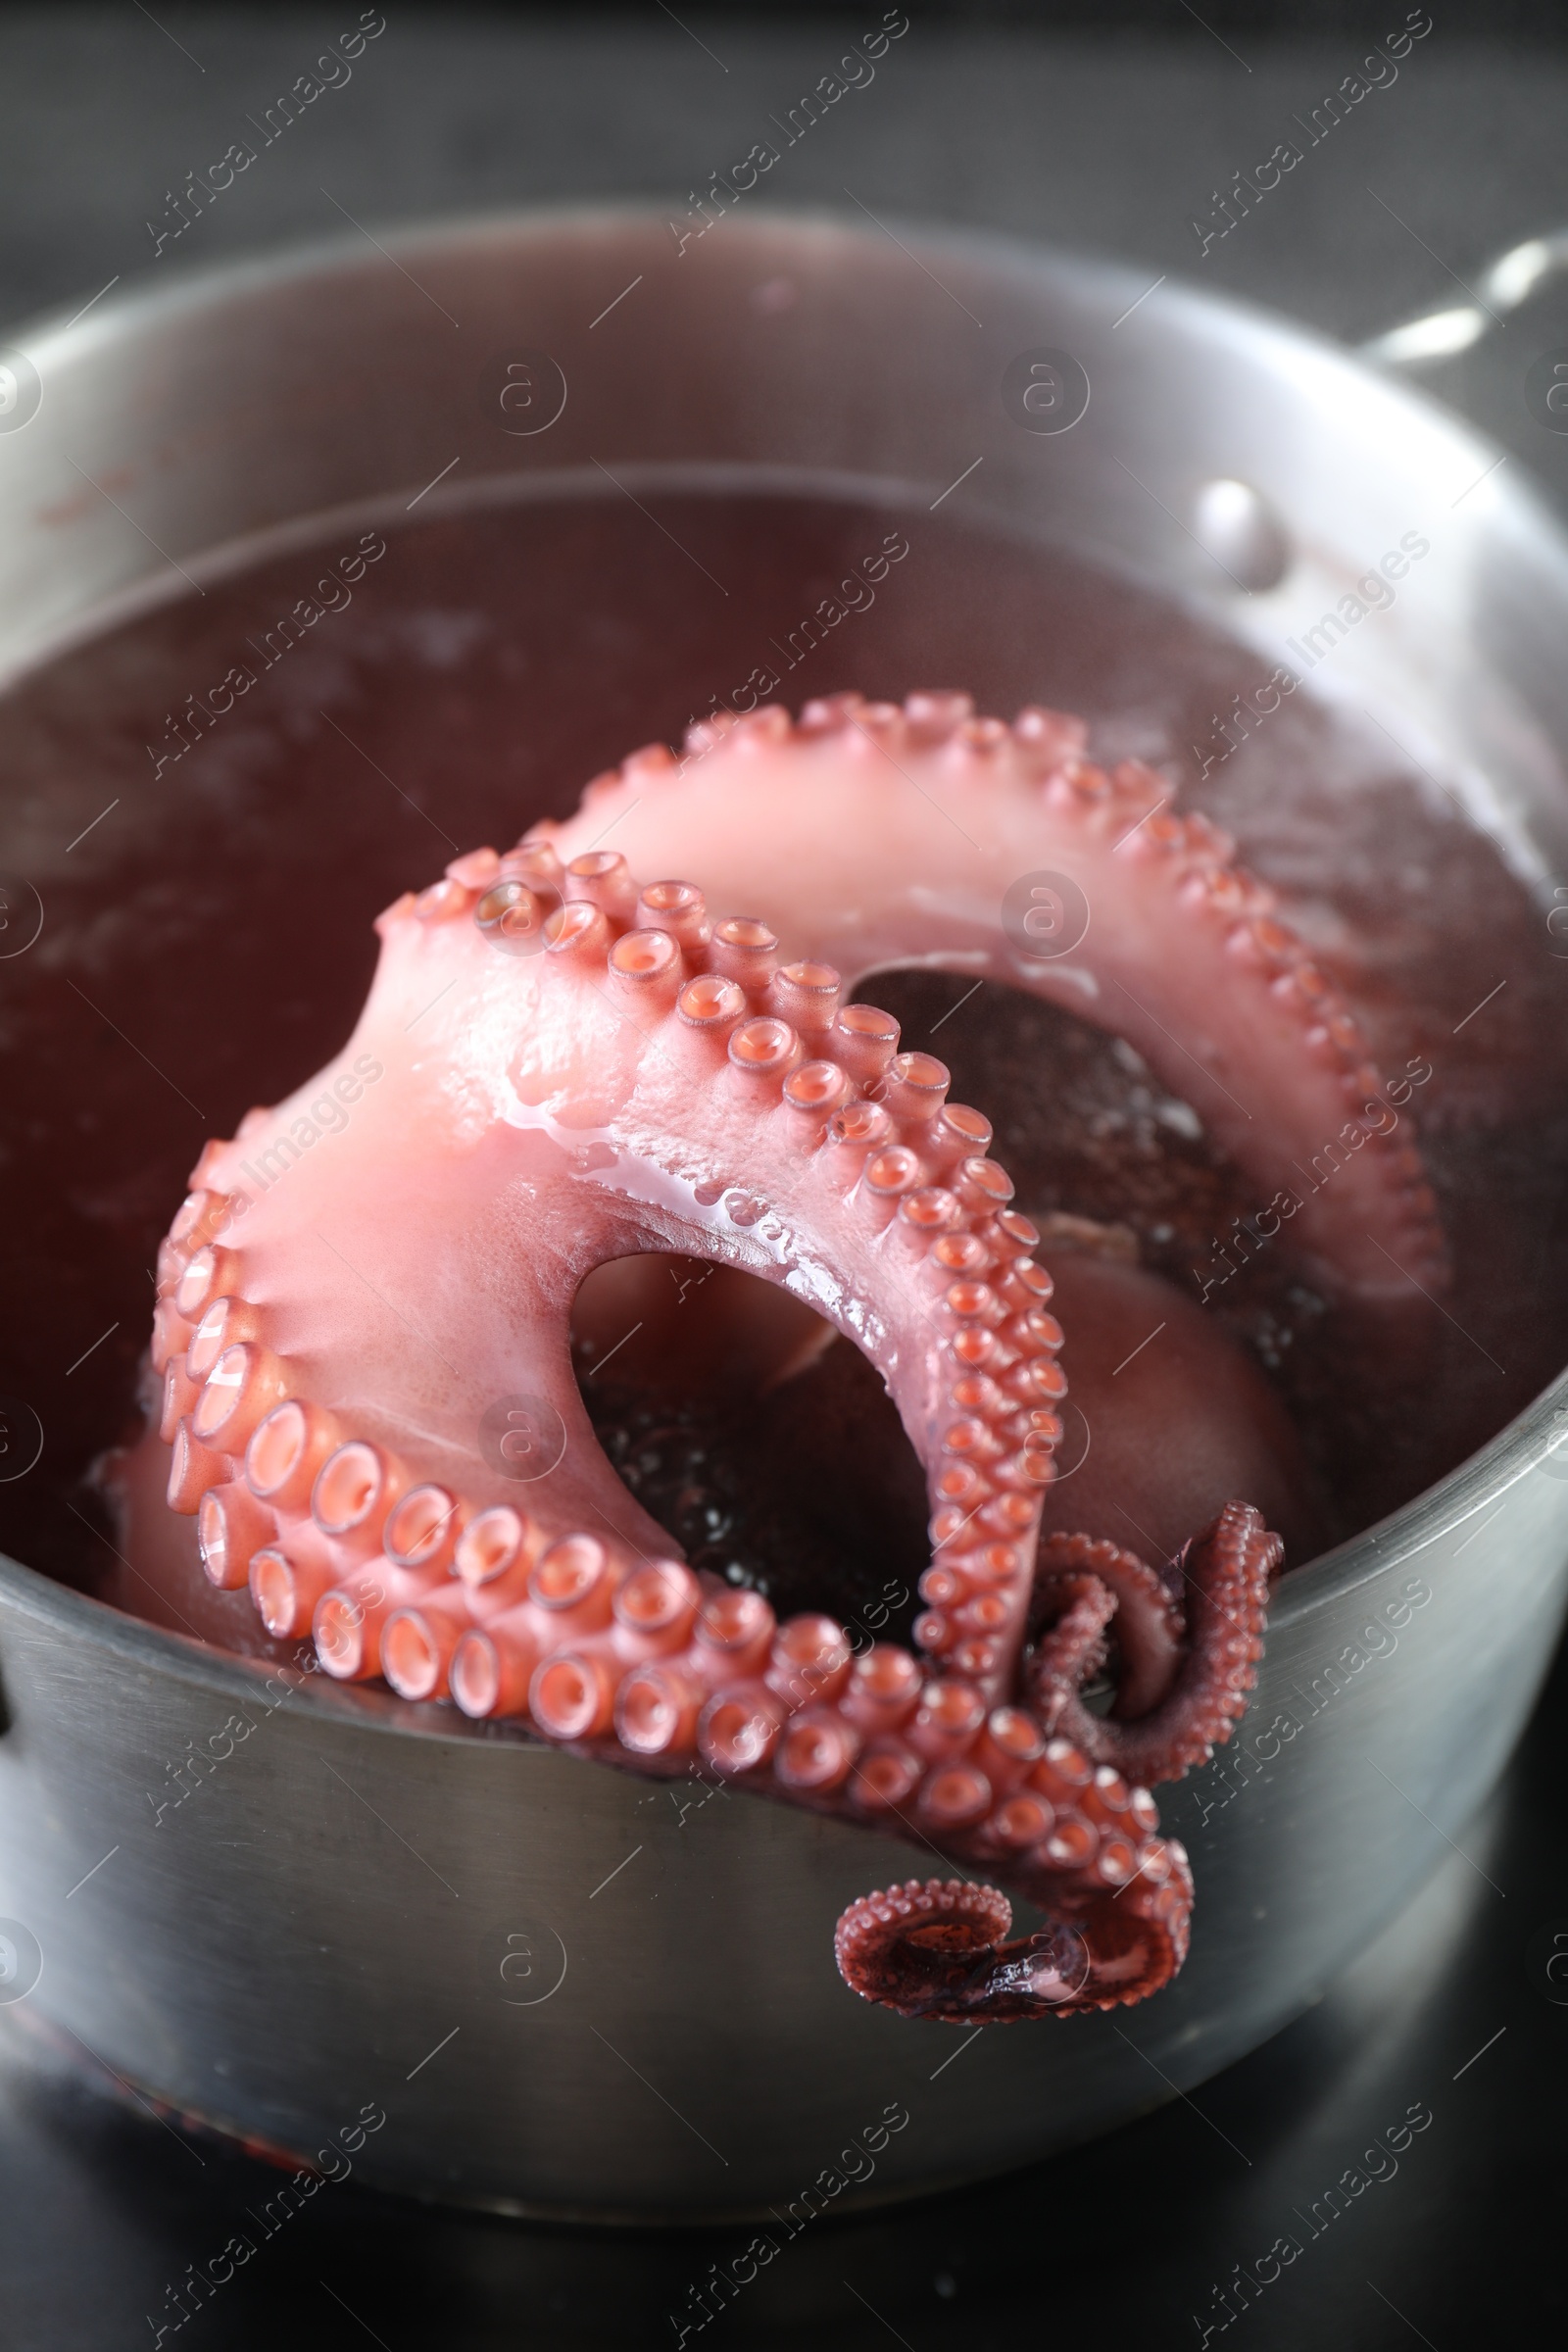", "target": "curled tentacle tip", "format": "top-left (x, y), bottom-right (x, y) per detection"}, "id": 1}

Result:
top-left (834, 1876), bottom-right (1099, 2023)
top-left (1027, 1501), bottom-right (1281, 1788)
